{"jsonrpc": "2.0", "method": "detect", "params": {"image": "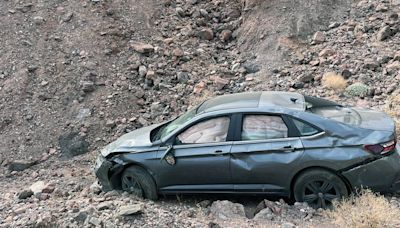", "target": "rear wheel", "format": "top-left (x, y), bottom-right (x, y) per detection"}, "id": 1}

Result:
top-left (293, 169), bottom-right (348, 209)
top-left (121, 166), bottom-right (158, 200)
